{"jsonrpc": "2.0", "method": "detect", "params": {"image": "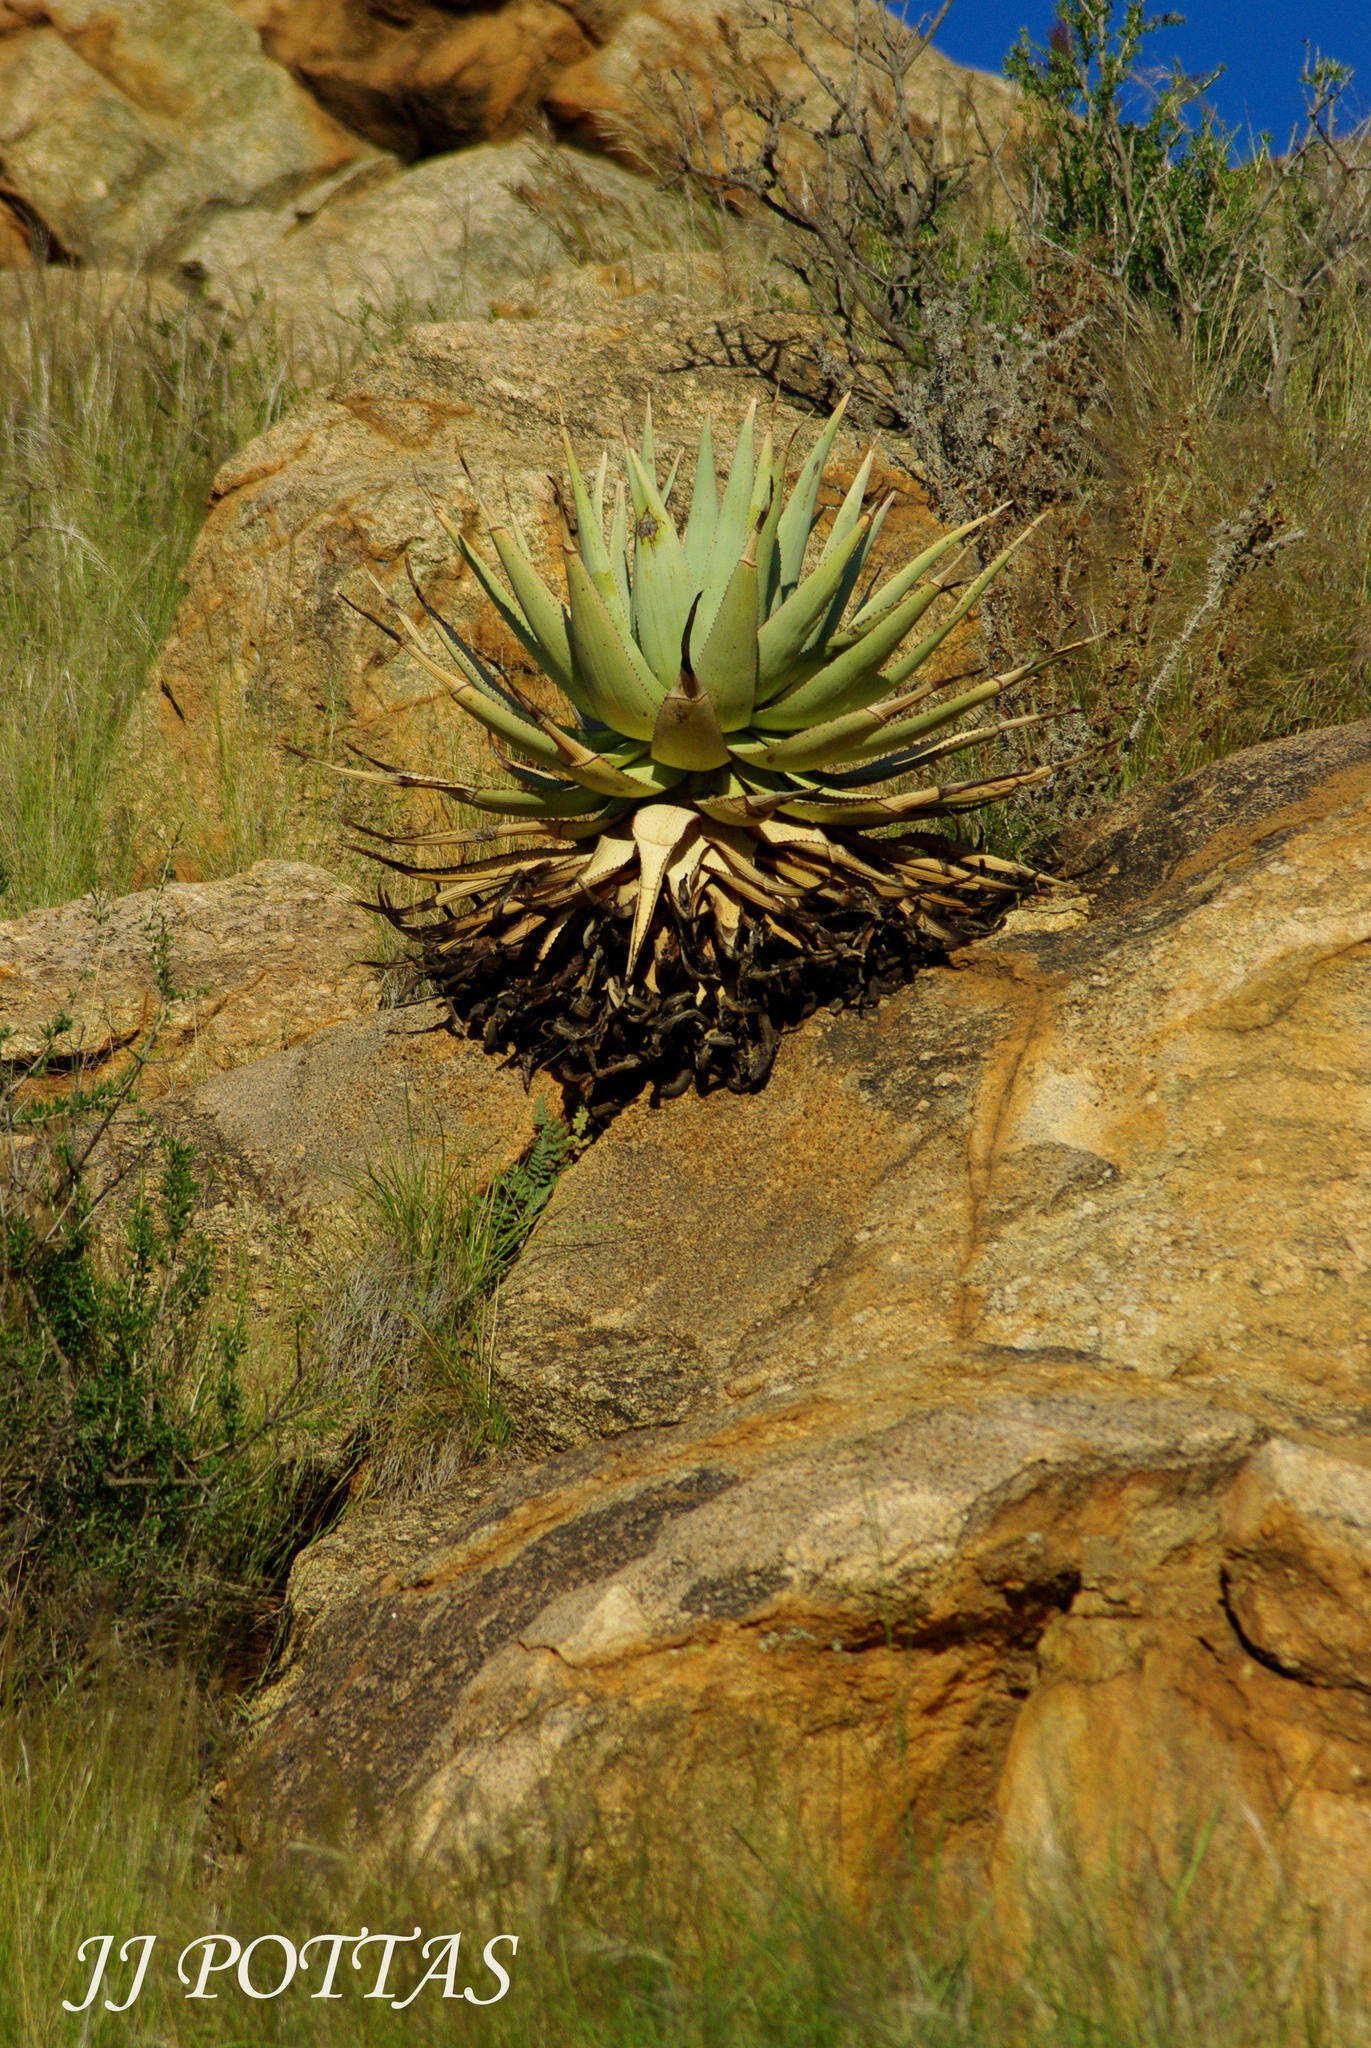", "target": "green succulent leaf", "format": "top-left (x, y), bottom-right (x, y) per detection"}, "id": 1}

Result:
top-left (836, 509), bottom-right (1003, 642)
top-left (651, 600), bottom-right (732, 770)
top-left (564, 545), bottom-right (669, 737)
top-left (681, 415), bottom-right (719, 582)
top-left (755, 510), bottom-right (874, 698)
top-left (881, 514), bottom-right (1049, 691)
top-left (773, 396), bottom-right (849, 600)
top-left (624, 446), bottom-right (696, 687)
top-left (690, 526), bottom-right (760, 732)
top-left (700, 400), bottom-right (758, 629)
